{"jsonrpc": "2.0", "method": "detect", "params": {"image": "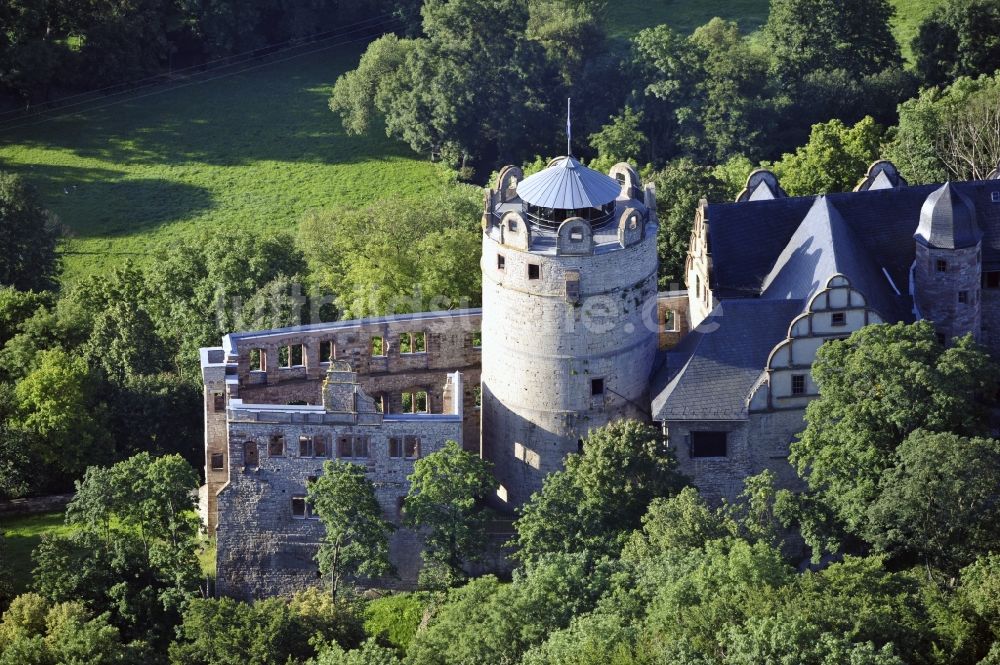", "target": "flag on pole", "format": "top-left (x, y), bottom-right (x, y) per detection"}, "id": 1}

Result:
top-left (566, 98), bottom-right (572, 156)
